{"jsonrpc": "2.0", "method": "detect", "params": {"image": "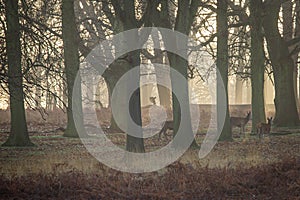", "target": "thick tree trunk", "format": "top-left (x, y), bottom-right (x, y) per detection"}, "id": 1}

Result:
top-left (283, 0), bottom-right (299, 110)
top-left (62, 0), bottom-right (86, 137)
top-left (250, 0), bottom-right (266, 132)
top-left (102, 63), bottom-right (127, 132)
top-left (296, 0), bottom-right (300, 105)
top-left (125, 51), bottom-right (145, 153)
top-left (2, 0), bottom-right (34, 146)
top-left (164, 0), bottom-right (199, 148)
top-left (217, 0), bottom-right (232, 141)
top-left (262, 1), bottom-right (299, 126)
top-left (167, 54), bottom-right (198, 148)
top-left (107, 2), bottom-right (145, 153)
